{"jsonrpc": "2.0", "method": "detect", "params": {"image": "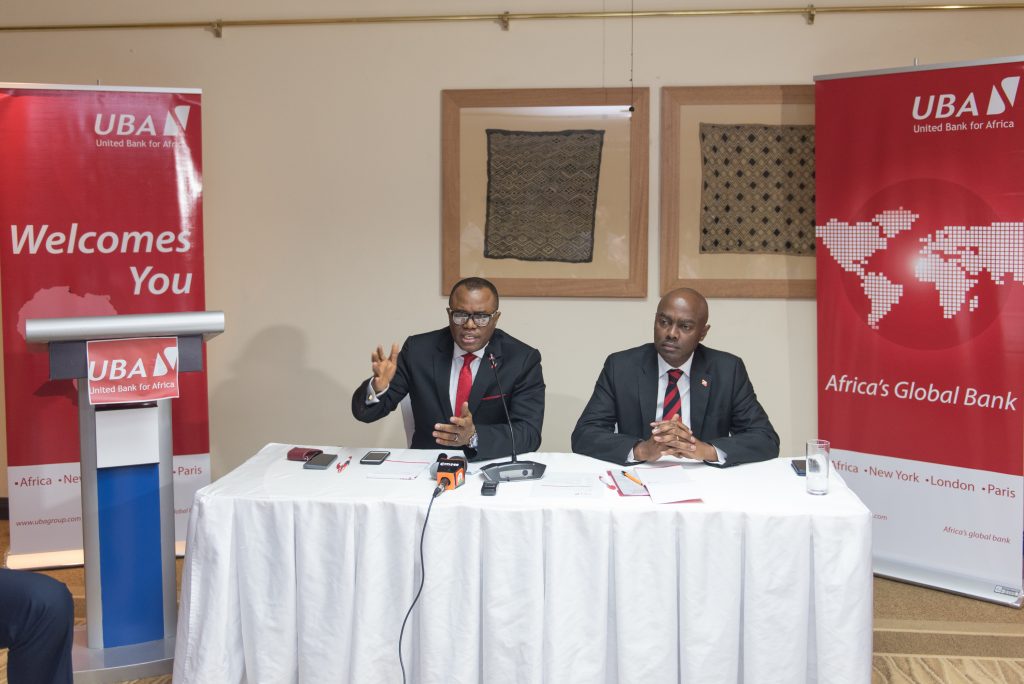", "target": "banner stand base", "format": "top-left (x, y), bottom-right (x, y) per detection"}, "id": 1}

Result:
top-left (71, 626), bottom-right (173, 684)
top-left (876, 558), bottom-right (1023, 608)
top-left (5, 548), bottom-right (84, 570)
